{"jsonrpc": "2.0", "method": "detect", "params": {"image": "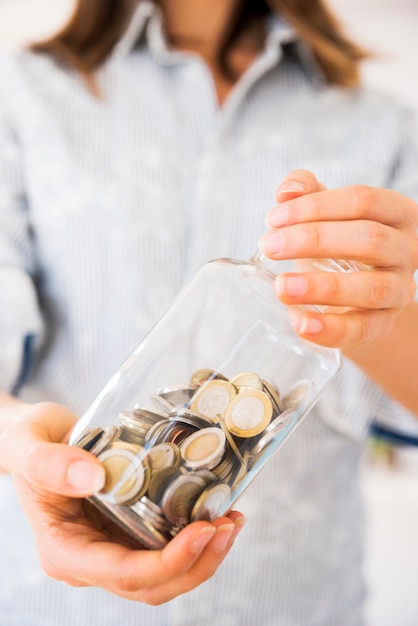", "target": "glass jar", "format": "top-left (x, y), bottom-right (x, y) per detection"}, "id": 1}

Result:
top-left (70, 253), bottom-right (342, 549)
